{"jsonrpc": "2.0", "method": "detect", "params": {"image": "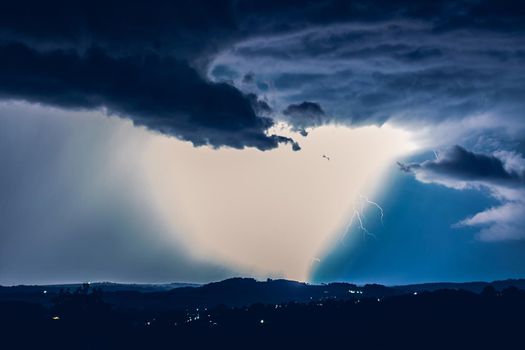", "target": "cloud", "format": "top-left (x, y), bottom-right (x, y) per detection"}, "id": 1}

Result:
top-left (209, 13), bottom-right (525, 147)
top-left (401, 146), bottom-right (524, 188)
top-left (243, 72), bottom-right (256, 84)
top-left (2, 1), bottom-right (524, 149)
top-left (0, 1), bottom-right (323, 151)
top-left (457, 202), bottom-right (525, 241)
top-left (282, 101), bottom-right (327, 134)
top-left (400, 146), bottom-right (525, 241)
top-left (247, 93), bottom-right (273, 116)
top-left (0, 43), bottom-right (296, 150)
